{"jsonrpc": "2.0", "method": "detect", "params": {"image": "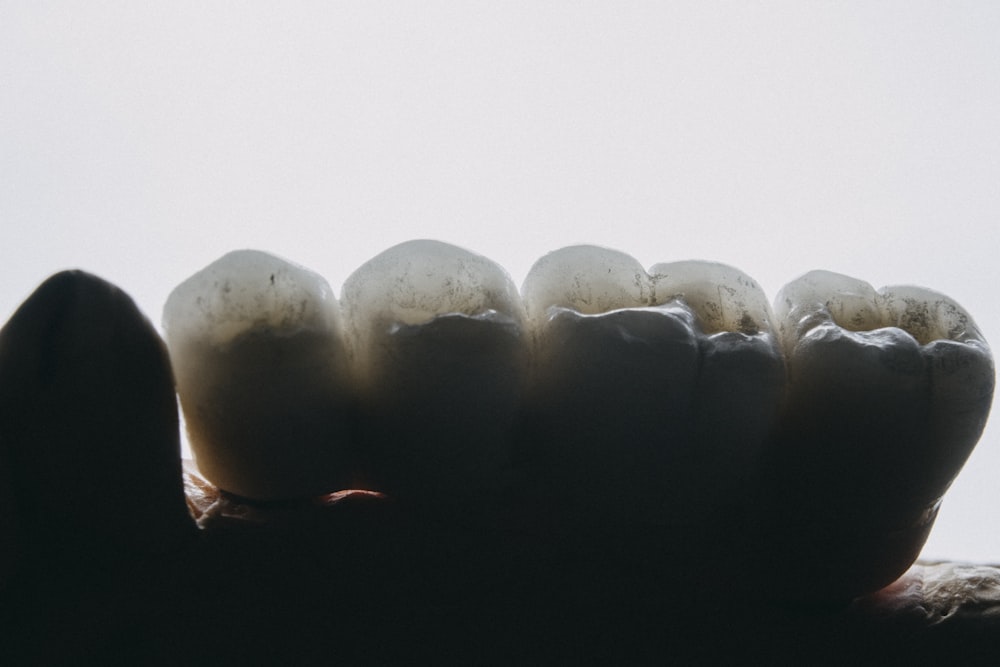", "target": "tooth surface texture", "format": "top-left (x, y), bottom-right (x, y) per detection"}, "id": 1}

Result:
top-left (763, 270), bottom-right (994, 598)
top-left (341, 240), bottom-right (527, 505)
top-left (520, 245), bottom-right (651, 322)
top-left (163, 250), bottom-right (354, 500)
top-left (522, 246), bottom-right (784, 527)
